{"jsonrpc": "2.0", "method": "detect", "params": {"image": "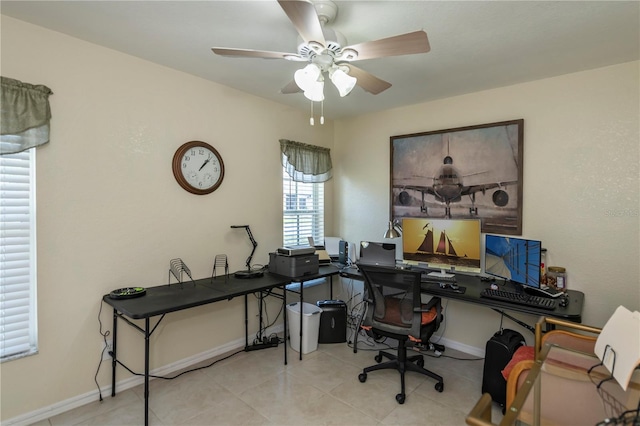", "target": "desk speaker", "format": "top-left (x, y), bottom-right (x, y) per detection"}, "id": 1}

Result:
top-left (316, 300), bottom-right (347, 344)
top-left (338, 240), bottom-right (349, 264)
